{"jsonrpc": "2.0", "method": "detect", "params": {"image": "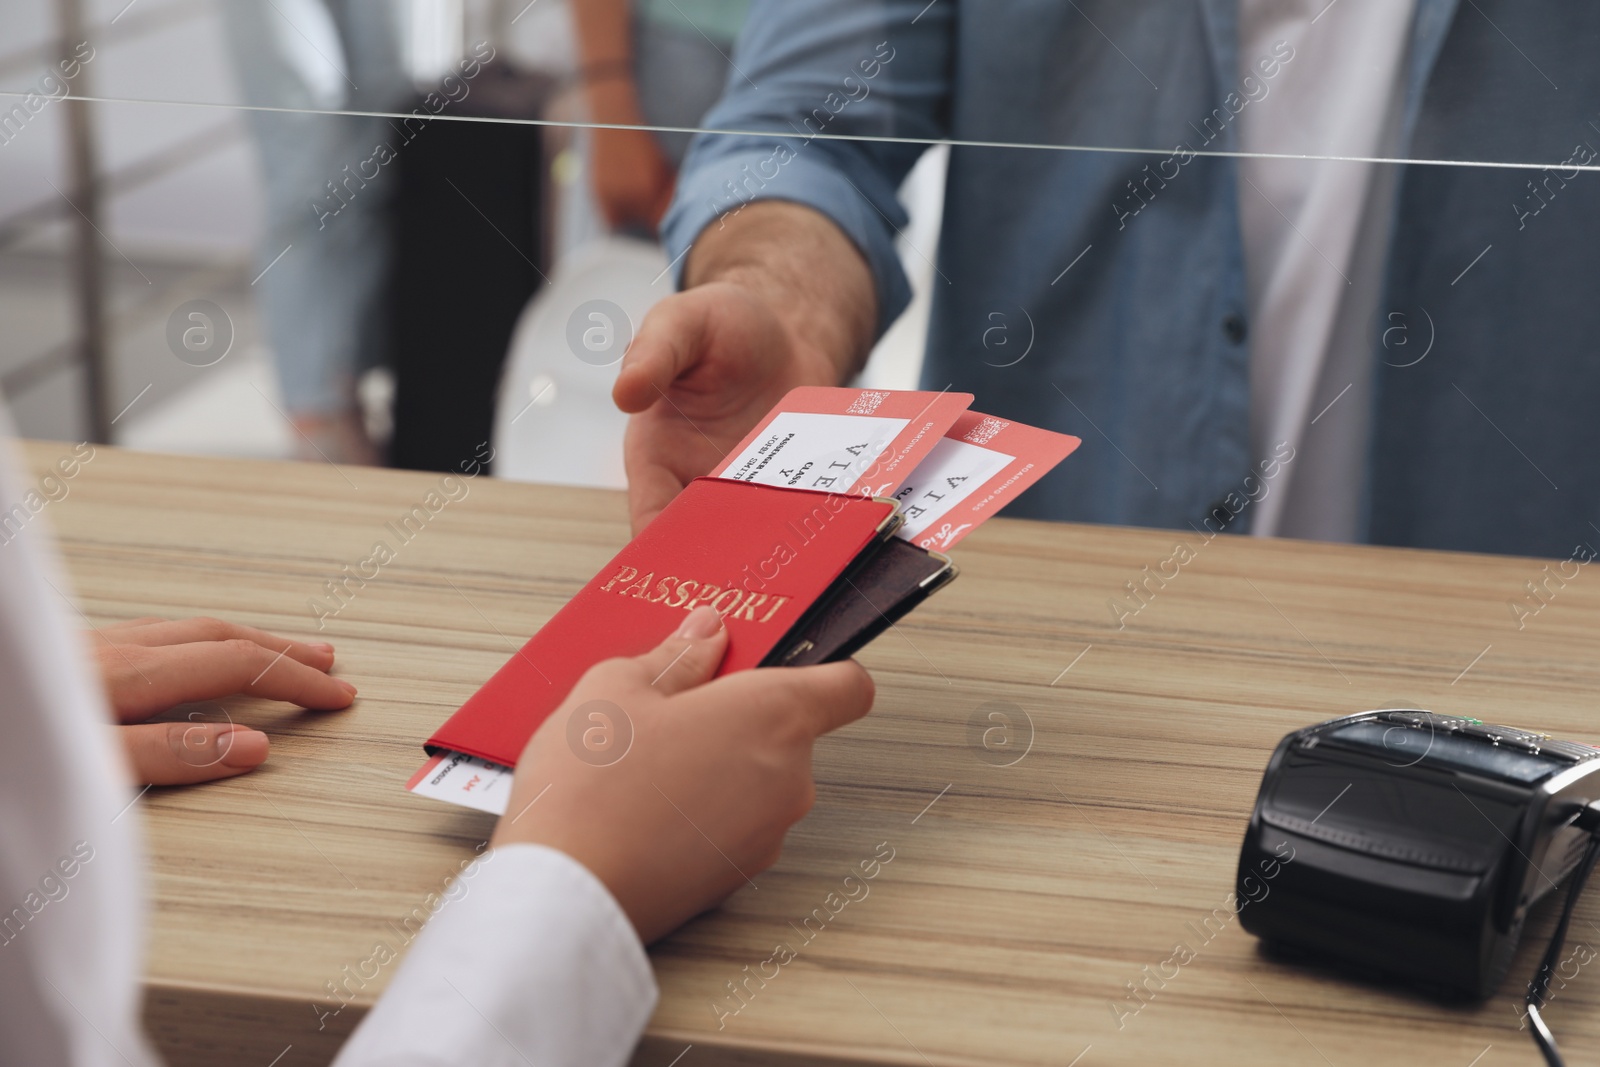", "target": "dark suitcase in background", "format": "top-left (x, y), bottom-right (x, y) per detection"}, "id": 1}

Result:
top-left (388, 62), bottom-right (554, 474)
